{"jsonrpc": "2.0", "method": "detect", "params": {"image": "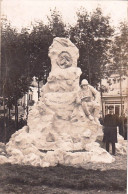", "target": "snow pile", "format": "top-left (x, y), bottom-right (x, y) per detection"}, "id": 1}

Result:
top-left (116, 133), bottom-right (127, 155)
